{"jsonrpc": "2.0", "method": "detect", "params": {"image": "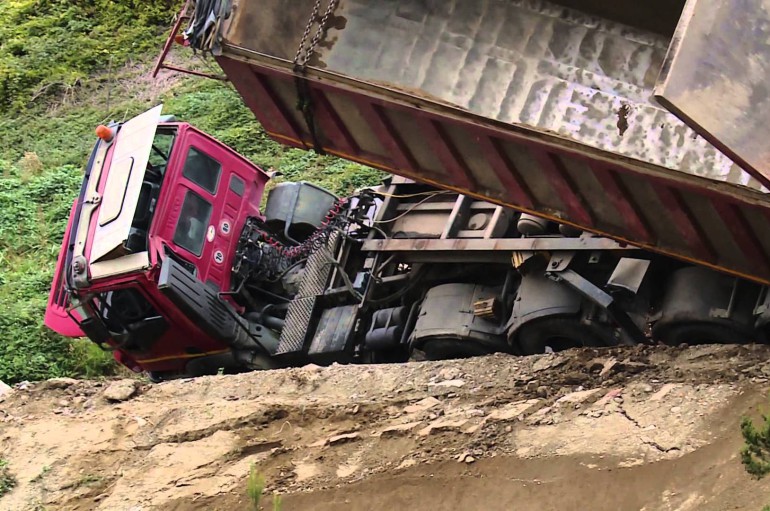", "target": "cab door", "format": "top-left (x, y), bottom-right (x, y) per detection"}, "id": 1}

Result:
top-left (163, 127), bottom-right (267, 291)
top-left (654, 0), bottom-right (770, 189)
